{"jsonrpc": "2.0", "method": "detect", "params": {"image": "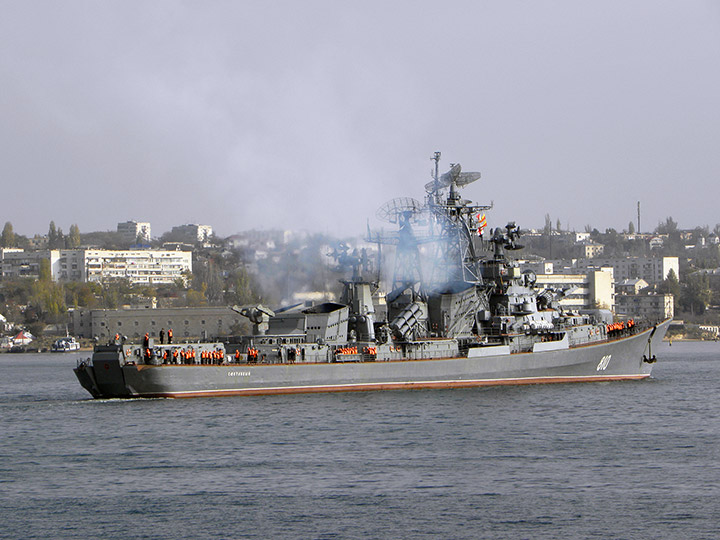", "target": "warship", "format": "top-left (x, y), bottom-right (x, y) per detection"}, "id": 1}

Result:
top-left (74, 153), bottom-right (670, 398)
